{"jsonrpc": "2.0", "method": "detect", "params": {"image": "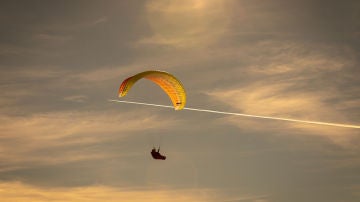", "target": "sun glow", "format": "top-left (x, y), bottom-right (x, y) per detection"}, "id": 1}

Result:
top-left (142, 0), bottom-right (231, 47)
